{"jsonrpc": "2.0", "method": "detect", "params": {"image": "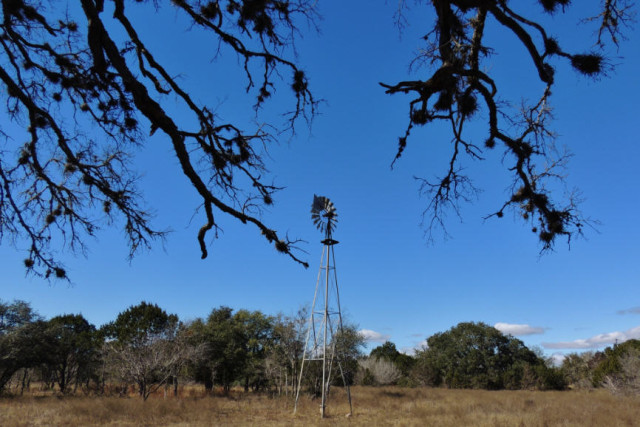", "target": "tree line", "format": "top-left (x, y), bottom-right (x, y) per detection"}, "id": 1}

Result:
top-left (0, 299), bottom-right (363, 399)
top-left (2, 300), bottom-right (639, 398)
top-left (360, 322), bottom-right (640, 396)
